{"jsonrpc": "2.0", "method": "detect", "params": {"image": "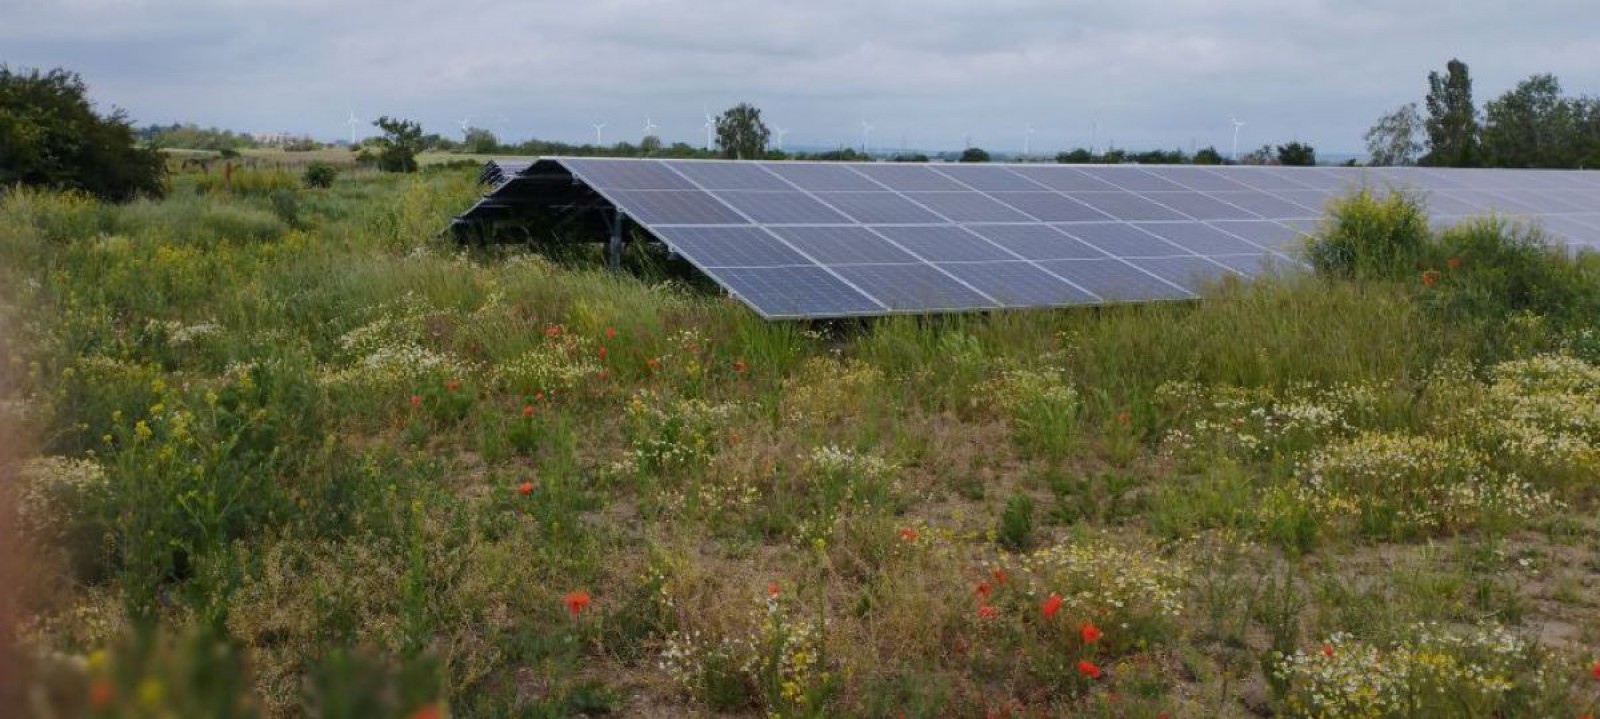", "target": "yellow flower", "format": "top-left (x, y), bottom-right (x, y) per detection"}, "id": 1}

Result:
top-left (136, 676), bottom-right (165, 708)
